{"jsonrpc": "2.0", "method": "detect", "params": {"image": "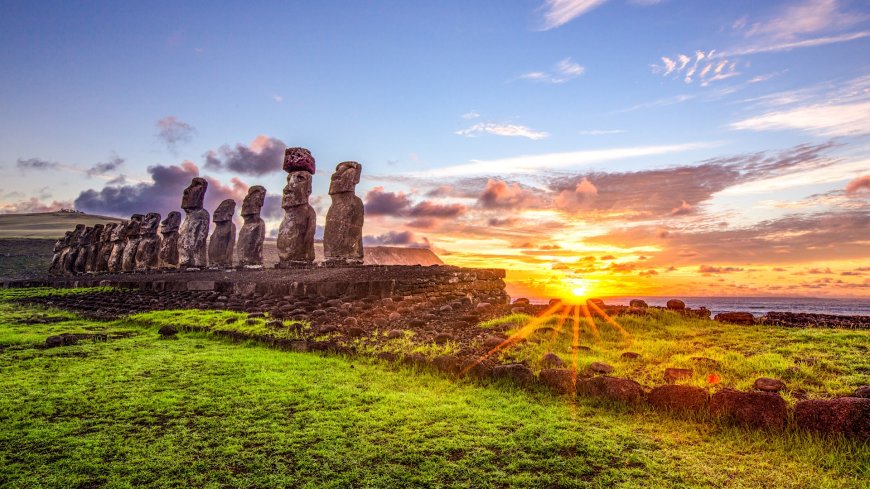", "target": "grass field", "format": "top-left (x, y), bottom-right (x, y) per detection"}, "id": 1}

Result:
top-left (0, 289), bottom-right (868, 488)
top-left (479, 310), bottom-right (870, 404)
